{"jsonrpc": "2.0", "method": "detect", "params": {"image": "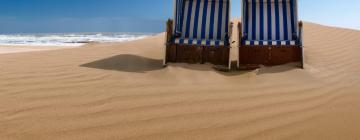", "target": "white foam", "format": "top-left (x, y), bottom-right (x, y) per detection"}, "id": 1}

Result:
top-left (0, 33), bottom-right (151, 47)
